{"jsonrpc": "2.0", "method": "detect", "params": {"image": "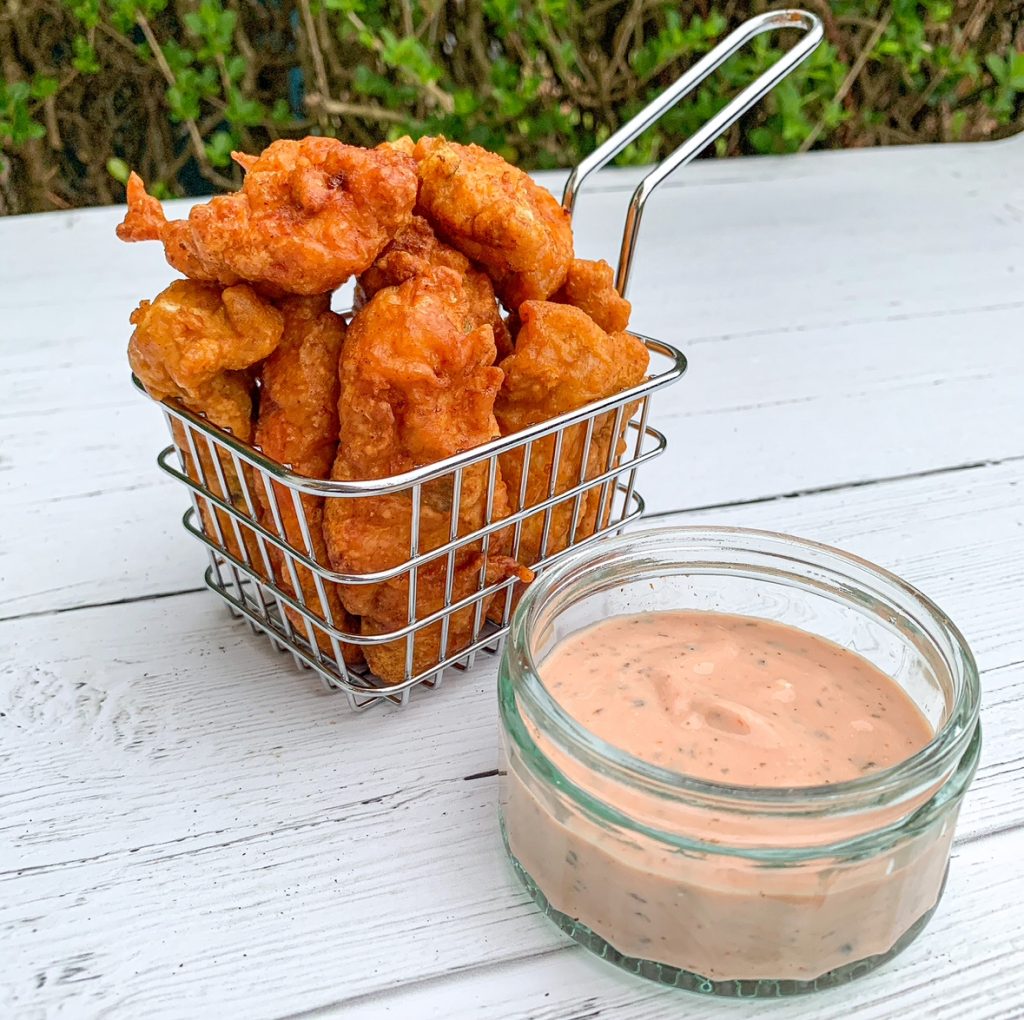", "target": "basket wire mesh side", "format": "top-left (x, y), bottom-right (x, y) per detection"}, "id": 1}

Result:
top-left (153, 338), bottom-right (681, 709)
top-left (142, 10), bottom-right (822, 710)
